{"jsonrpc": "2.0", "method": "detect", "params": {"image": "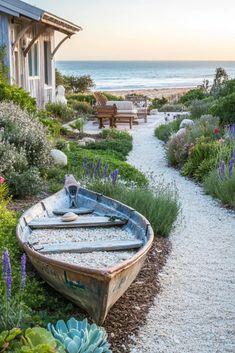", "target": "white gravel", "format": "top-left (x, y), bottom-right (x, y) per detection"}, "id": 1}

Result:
top-left (127, 115), bottom-right (235, 353)
top-left (47, 250), bottom-right (135, 269)
top-left (30, 227), bottom-right (134, 245)
top-left (30, 227), bottom-right (136, 269)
